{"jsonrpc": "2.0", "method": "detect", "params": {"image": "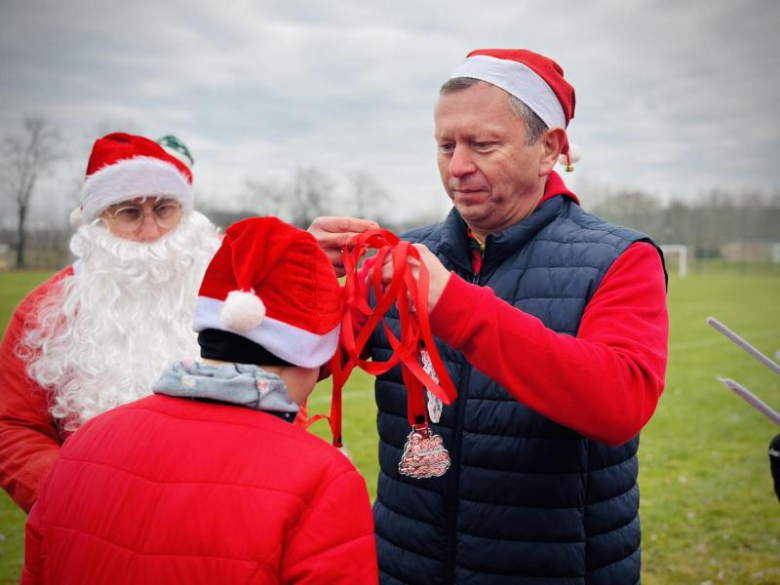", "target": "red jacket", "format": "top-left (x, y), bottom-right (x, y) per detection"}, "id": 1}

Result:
top-left (0, 268), bottom-right (73, 513)
top-left (22, 394), bottom-right (378, 584)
